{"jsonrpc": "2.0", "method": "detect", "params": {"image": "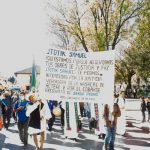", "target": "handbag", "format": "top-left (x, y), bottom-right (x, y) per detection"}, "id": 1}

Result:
top-left (52, 107), bottom-right (61, 117)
